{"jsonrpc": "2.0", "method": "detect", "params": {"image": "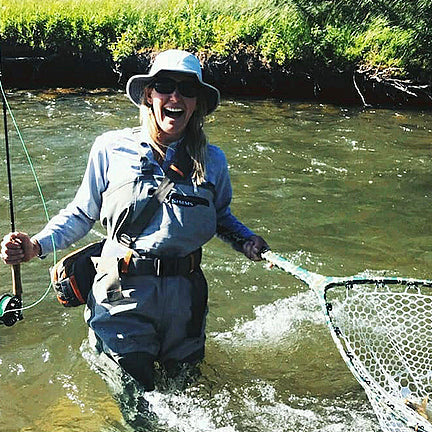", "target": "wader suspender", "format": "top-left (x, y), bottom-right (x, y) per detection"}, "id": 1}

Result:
top-left (117, 129), bottom-right (193, 249)
top-left (117, 175), bottom-right (179, 249)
